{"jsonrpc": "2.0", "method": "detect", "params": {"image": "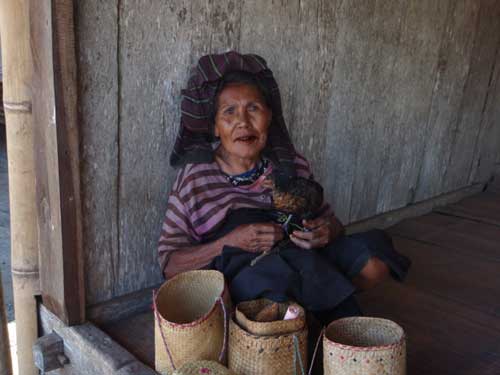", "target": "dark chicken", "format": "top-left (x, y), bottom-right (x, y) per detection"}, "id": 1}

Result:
top-left (271, 176), bottom-right (324, 220)
top-left (265, 173), bottom-right (325, 235)
top-left (250, 175), bottom-right (324, 266)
